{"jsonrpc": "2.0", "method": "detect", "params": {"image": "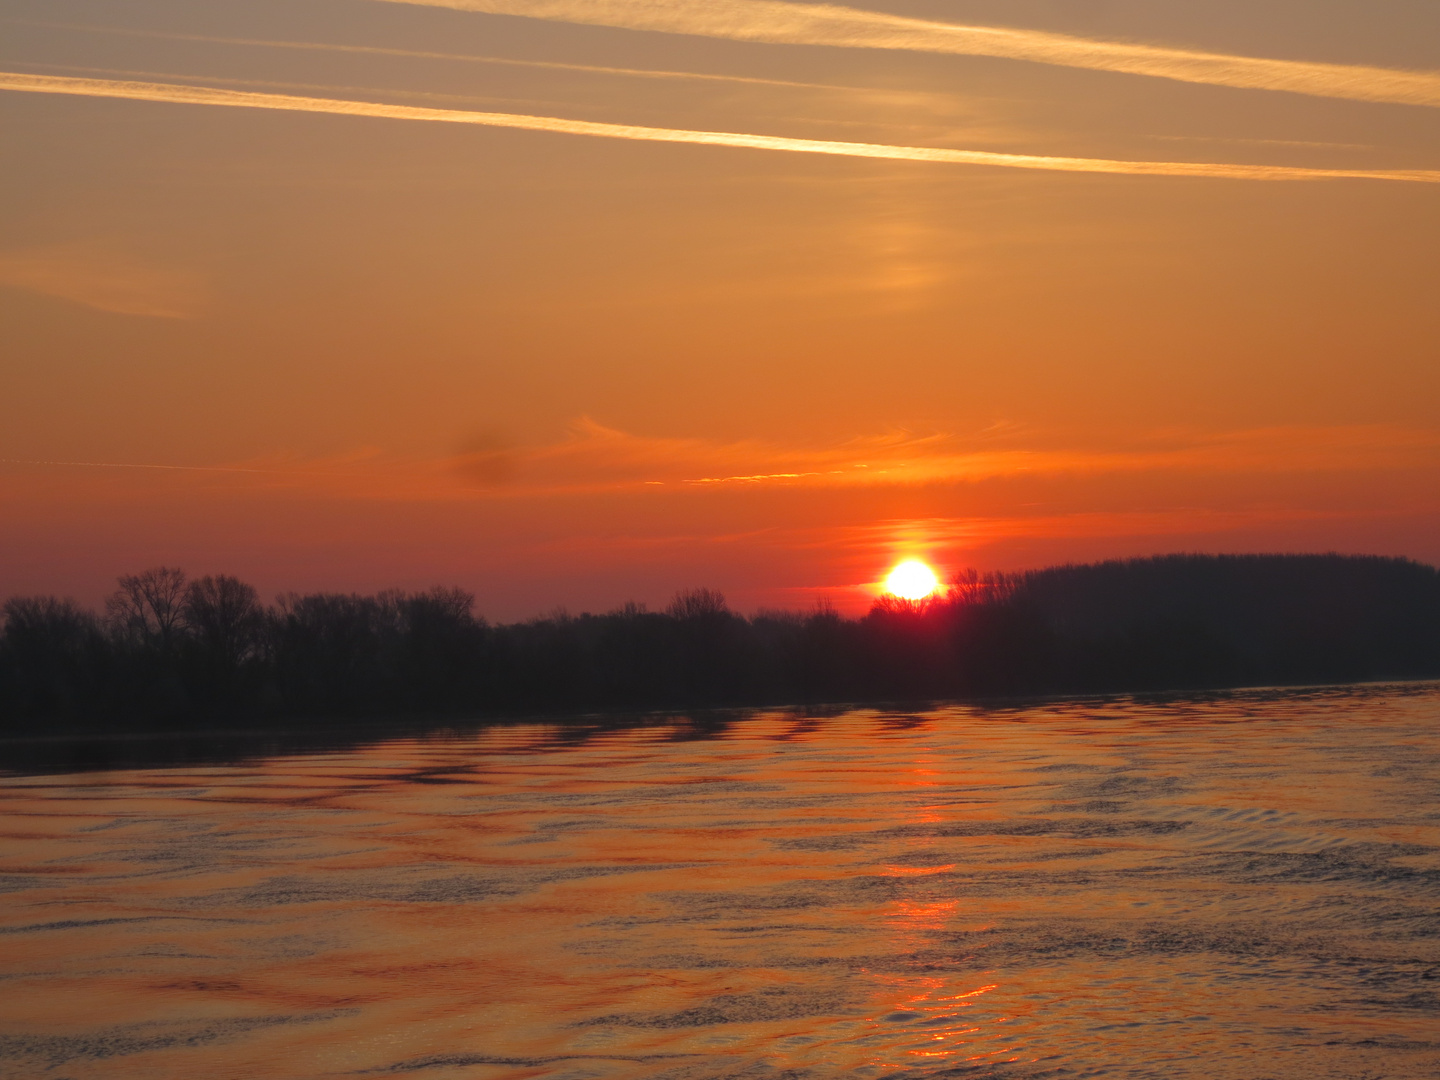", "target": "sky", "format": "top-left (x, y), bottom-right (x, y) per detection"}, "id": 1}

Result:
top-left (2, 0), bottom-right (1438, 618)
